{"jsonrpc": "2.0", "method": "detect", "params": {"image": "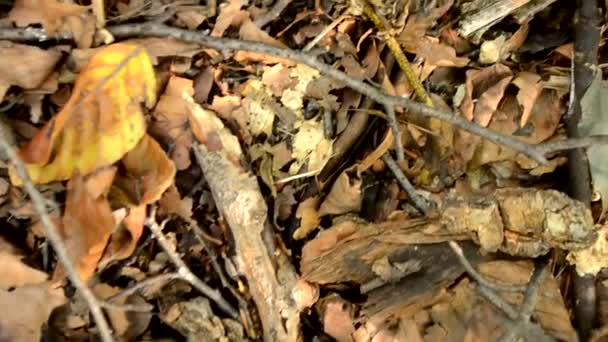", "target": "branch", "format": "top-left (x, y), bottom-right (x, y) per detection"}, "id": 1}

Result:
top-left (0, 125), bottom-right (114, 342)
top-left (567, 0), bottom-right (601, 338)
top-left (3, 25), bottom-right (608, 165)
